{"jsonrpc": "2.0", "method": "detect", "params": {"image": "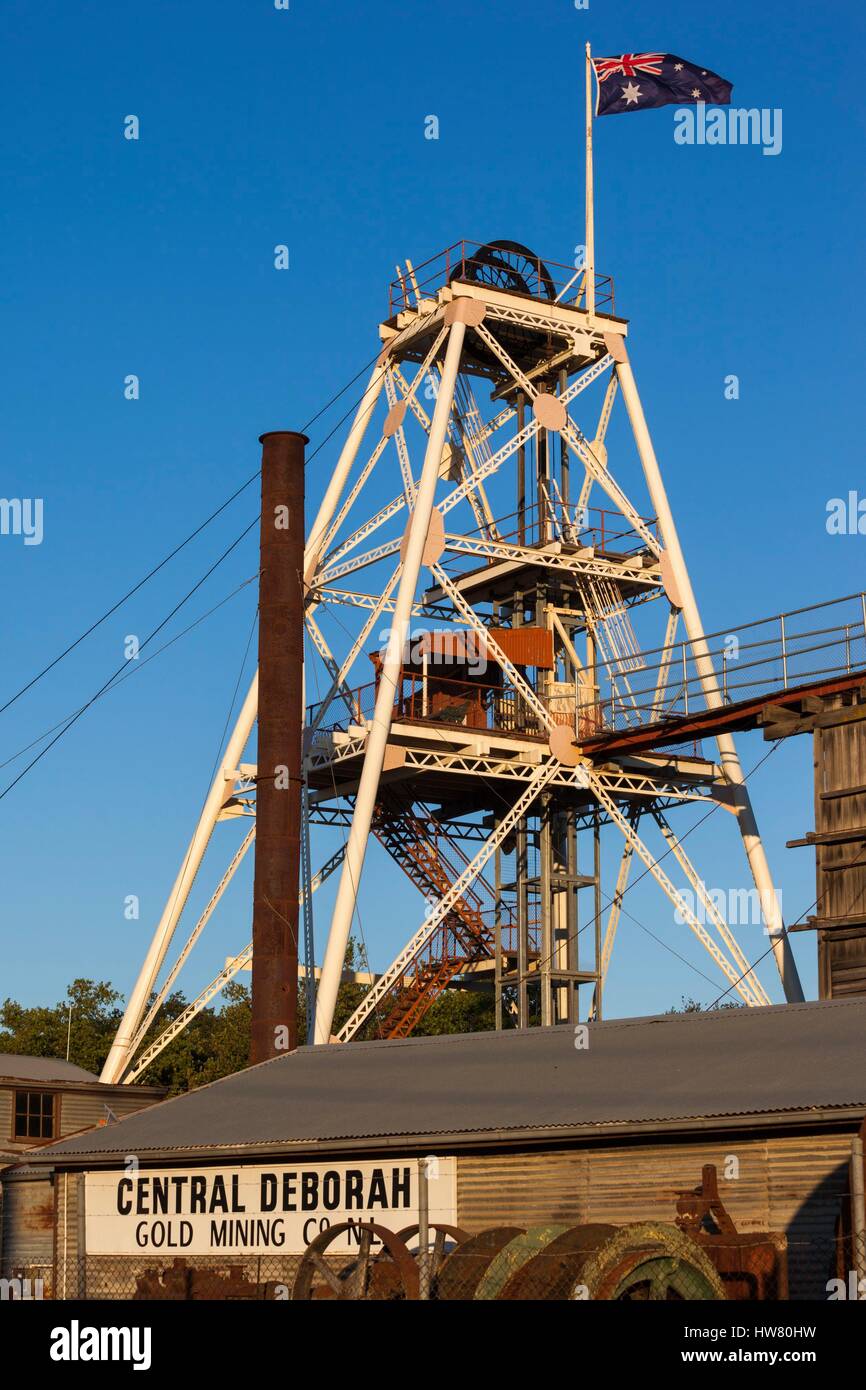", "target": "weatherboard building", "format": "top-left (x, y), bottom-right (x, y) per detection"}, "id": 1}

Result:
top-left (2, 998), bottom-right (864, 1299)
